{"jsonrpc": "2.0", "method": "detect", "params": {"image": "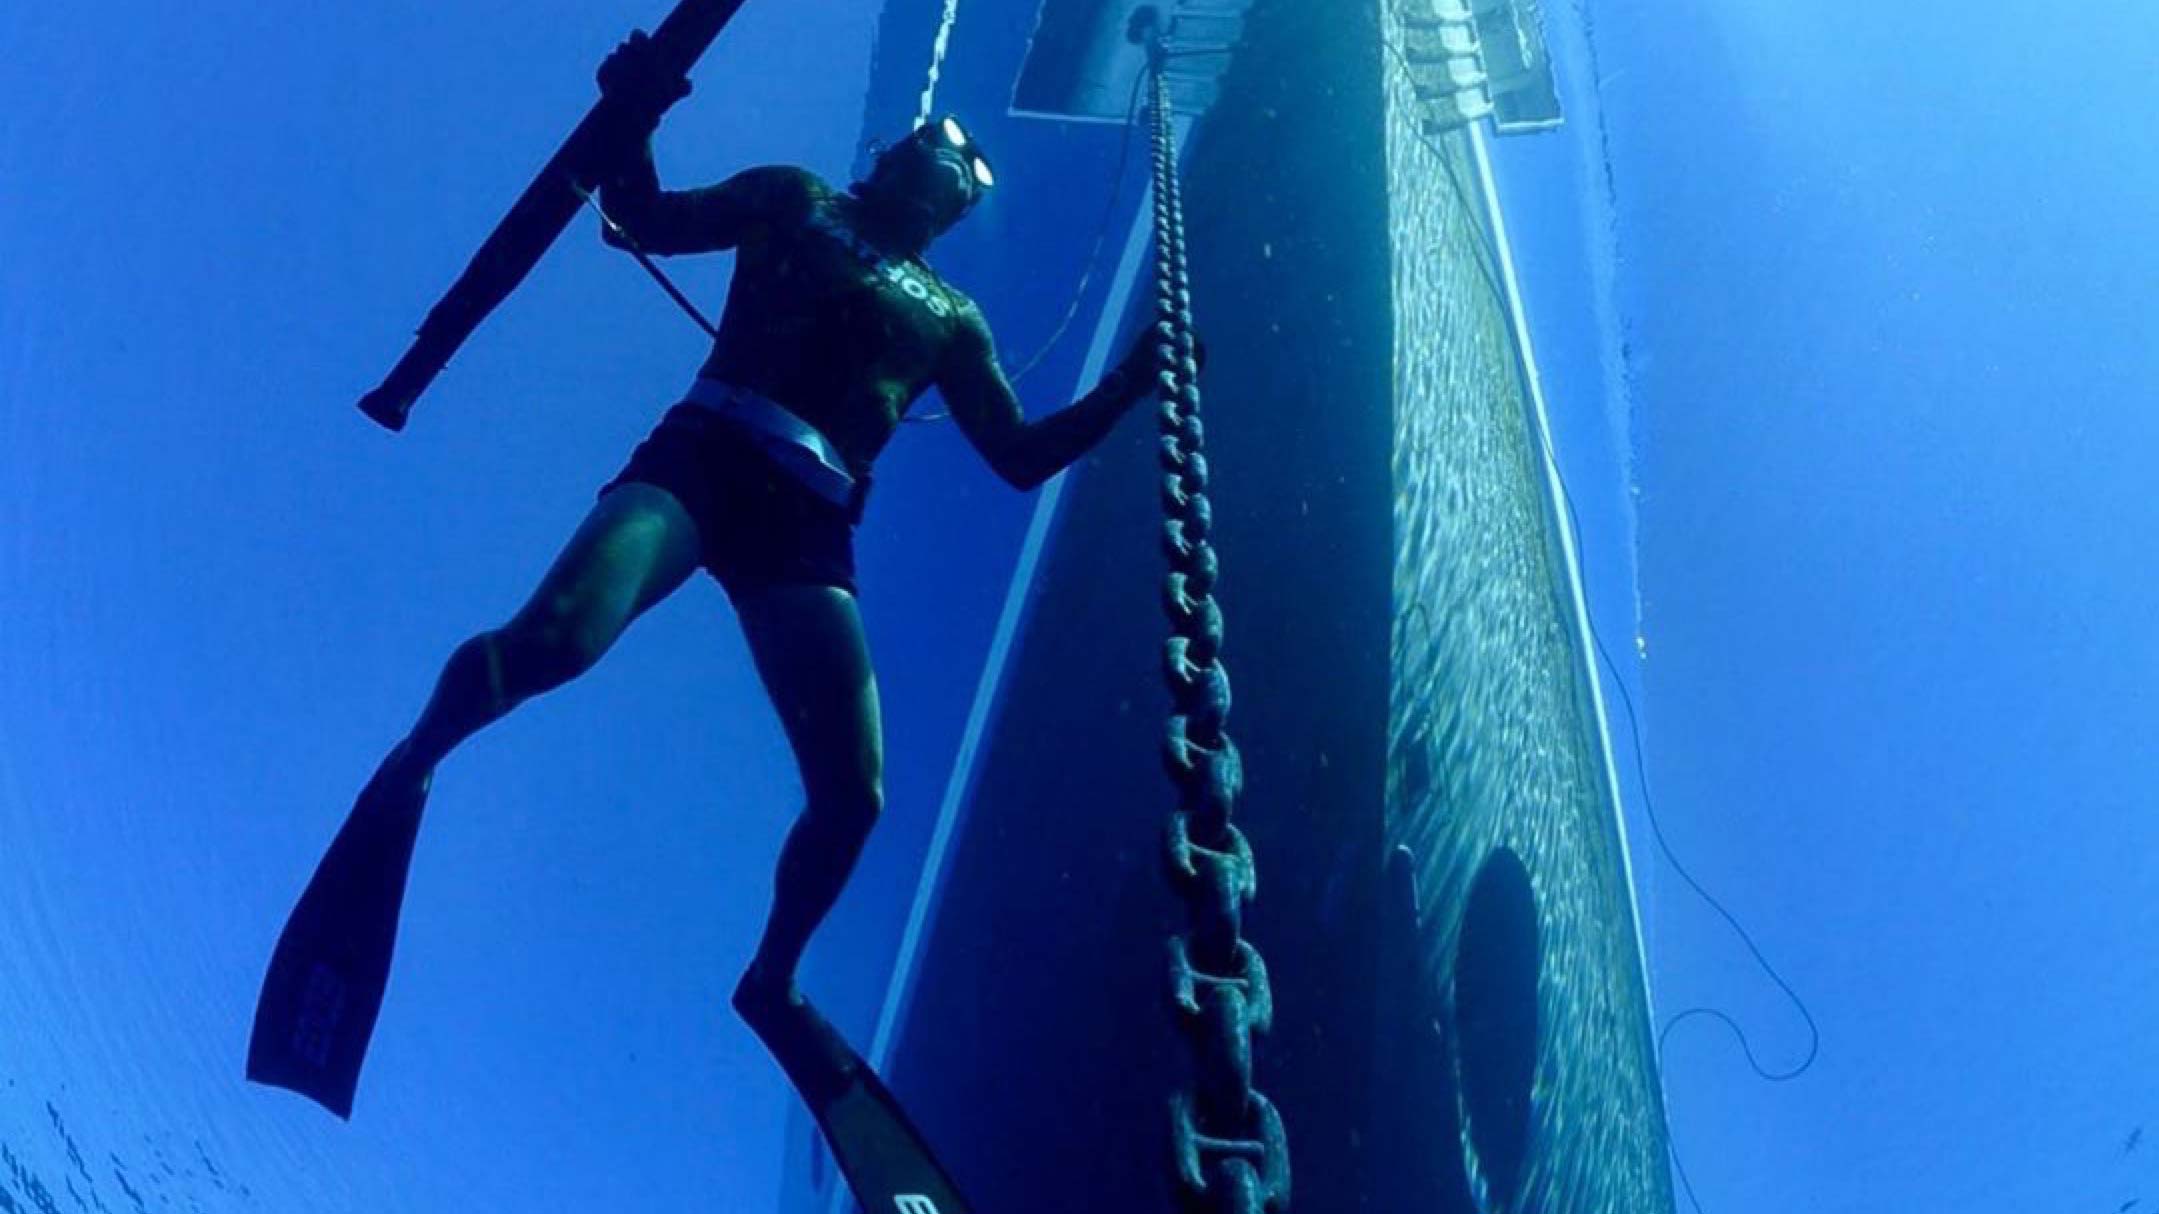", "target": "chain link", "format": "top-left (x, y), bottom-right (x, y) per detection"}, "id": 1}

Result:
top-left (1148, 58), bottom-right (1291, 1214)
